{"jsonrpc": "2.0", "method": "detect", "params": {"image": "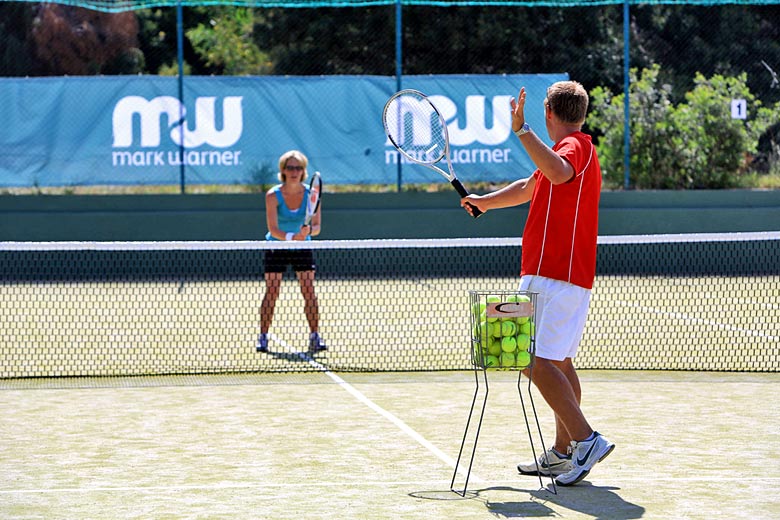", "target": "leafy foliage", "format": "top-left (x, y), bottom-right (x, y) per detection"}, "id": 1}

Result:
top-left (187, 7), bottom-right (270, 75)
top-left (589, 64), bottom-right (780, 189)
top-left (30, 5), bottom-right (143, 75)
